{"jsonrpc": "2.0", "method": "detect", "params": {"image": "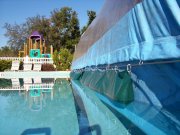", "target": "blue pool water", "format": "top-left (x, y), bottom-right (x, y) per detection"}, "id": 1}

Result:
top-left (72, 80), bottom-right (180, 135)
top-left (0, 78), bottom-right (180, 135)
top-left (0, 79), bottom-right (79, 135)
